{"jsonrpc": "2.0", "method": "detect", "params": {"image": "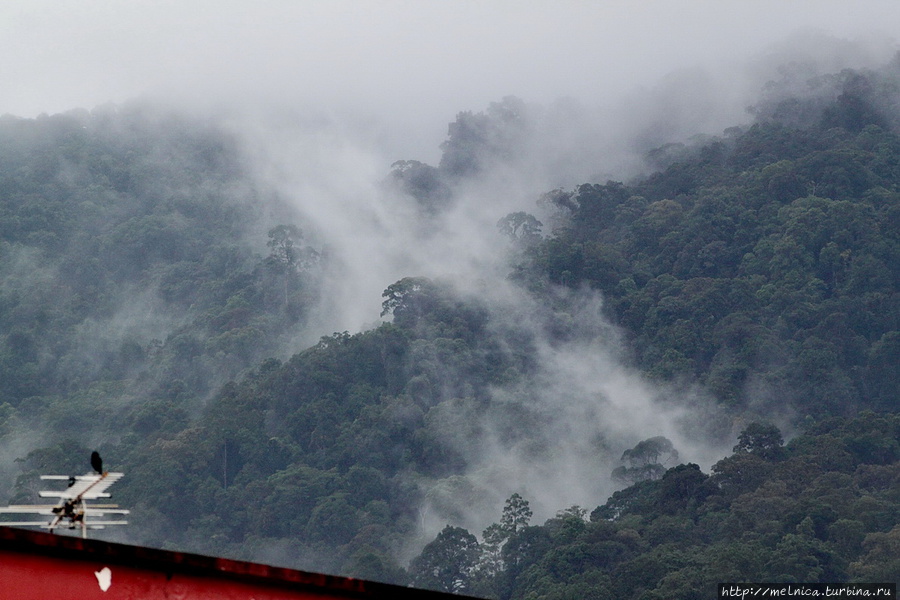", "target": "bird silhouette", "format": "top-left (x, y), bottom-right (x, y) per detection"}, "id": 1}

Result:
top-left (90, 451), bottom-right (103, 475)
